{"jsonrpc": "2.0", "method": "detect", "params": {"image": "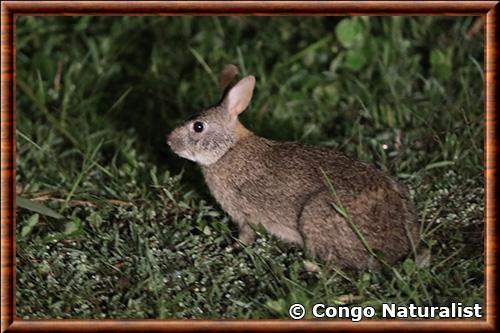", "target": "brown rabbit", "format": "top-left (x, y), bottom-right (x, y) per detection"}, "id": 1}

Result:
top-left (167, 64), bottom-right (419, 270)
